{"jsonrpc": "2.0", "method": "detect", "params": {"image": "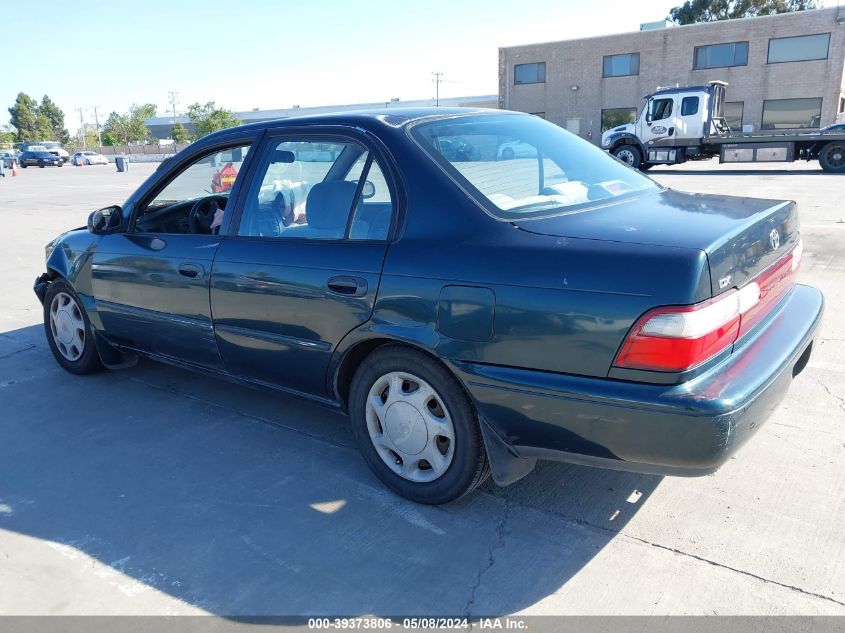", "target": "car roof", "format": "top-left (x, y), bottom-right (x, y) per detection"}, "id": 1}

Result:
top-left (198, 107), bottom-right (512, 142)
